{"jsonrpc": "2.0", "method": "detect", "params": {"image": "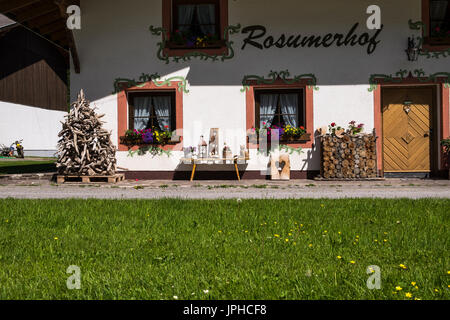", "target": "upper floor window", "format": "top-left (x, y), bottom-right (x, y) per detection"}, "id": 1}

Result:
top-left (255, 89), bottom-right (305, 128)
top-left (171, 0), bottom-right (222, 48)
top-left (129, 92), bottom-right (176, 132)
top-left (429, 0), bottom-right (450, 43)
